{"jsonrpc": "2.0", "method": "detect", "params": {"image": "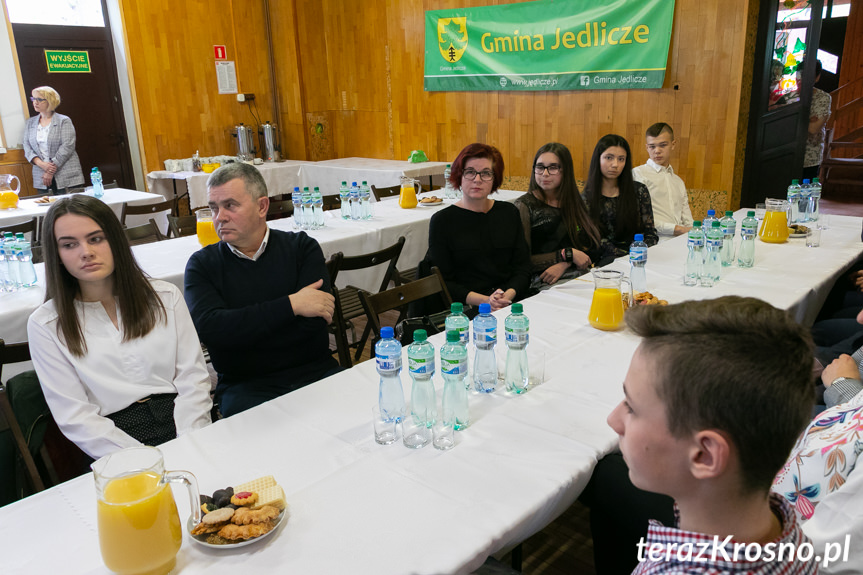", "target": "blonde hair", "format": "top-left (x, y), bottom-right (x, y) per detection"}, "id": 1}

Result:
top-left (34, 86), bottom-right (61, 111)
